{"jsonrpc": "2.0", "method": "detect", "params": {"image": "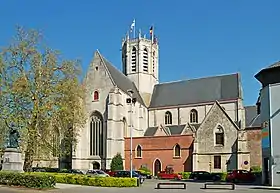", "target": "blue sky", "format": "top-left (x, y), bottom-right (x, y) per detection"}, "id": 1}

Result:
top-left (1, 0), bottom-right (280, 105)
